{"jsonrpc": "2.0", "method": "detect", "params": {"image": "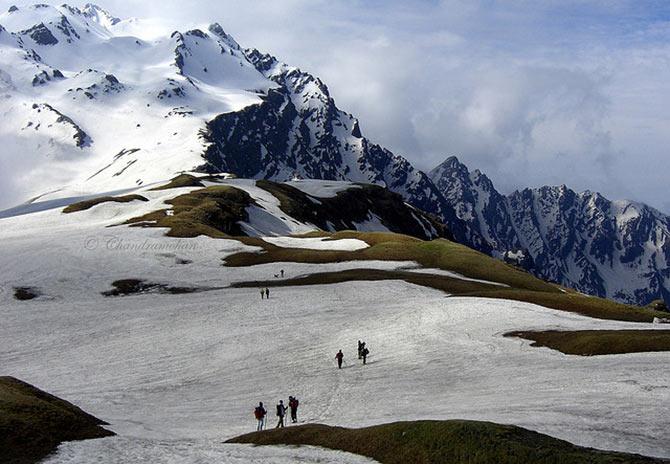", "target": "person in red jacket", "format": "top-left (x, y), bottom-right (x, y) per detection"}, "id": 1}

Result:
top-left (335, 349), bottom-right (344, 369)
top-left (288, 396), bottom-right (299, 423)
